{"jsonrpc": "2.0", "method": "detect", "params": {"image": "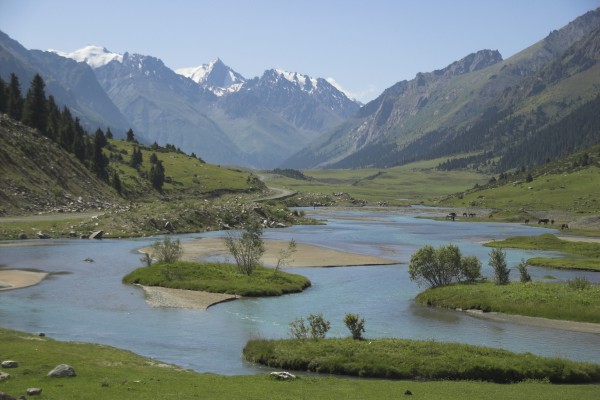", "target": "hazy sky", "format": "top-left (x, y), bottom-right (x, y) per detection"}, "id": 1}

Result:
top-left (1, 0), bottom-right (599, 102)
